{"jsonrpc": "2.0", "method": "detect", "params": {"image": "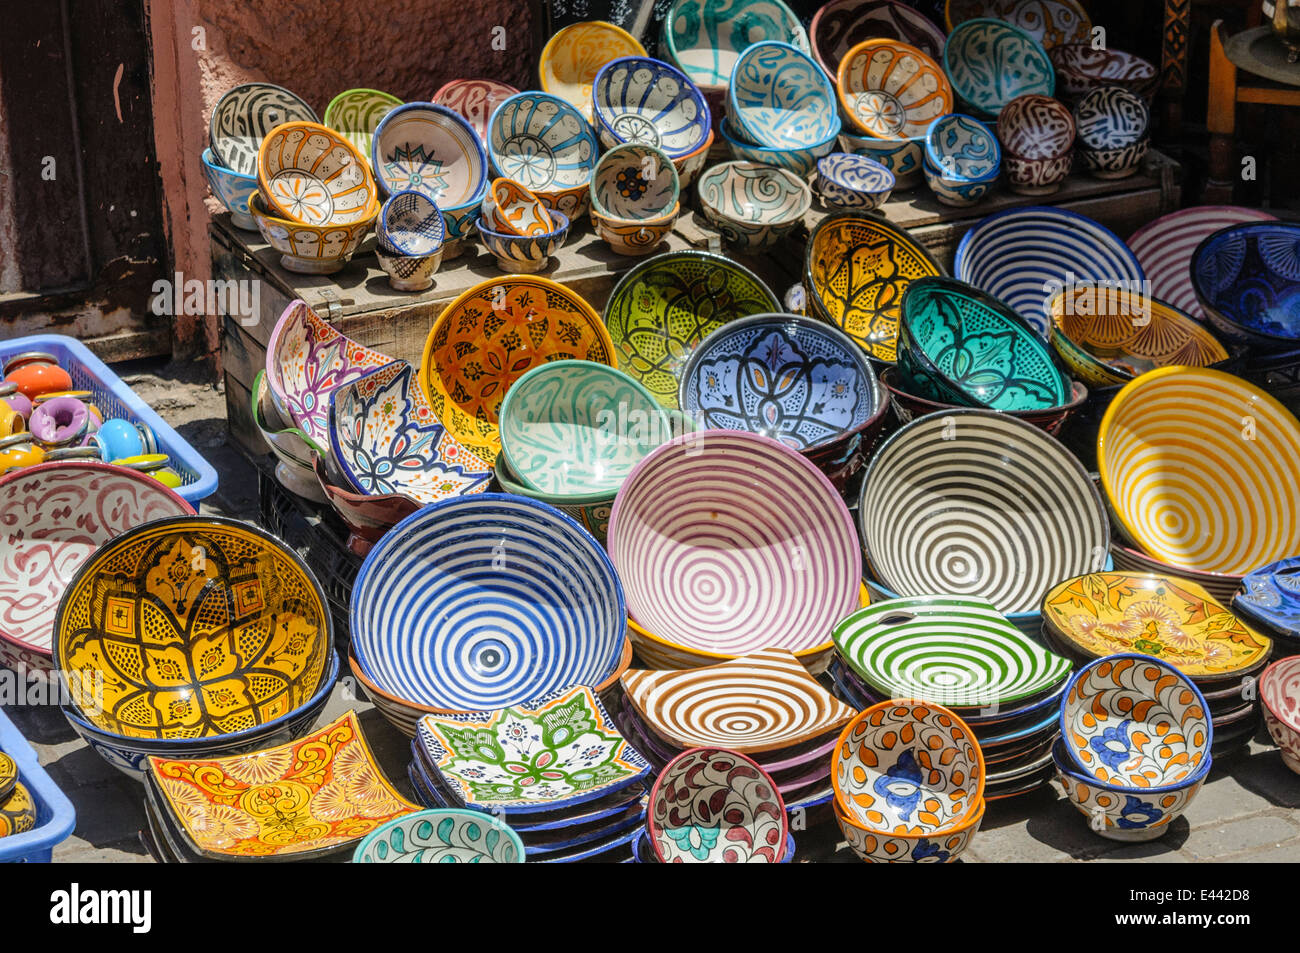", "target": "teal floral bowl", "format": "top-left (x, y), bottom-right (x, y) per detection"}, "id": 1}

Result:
top-left (352, 808), bottom-right (525, 862)
top-left (897, 276), bottom-right (1069, 411)
top-left (498, 360), bottom-right (671, 496)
